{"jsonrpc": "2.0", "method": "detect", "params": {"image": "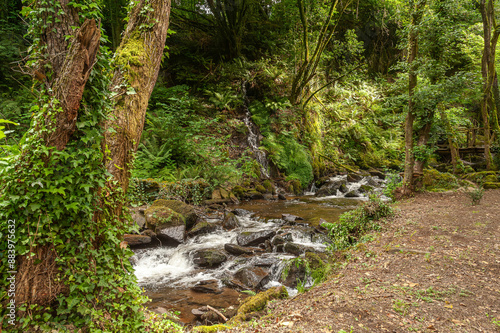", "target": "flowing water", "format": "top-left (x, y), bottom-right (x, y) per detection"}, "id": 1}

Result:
top-left (131, 175), bottom-right (387, 324)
